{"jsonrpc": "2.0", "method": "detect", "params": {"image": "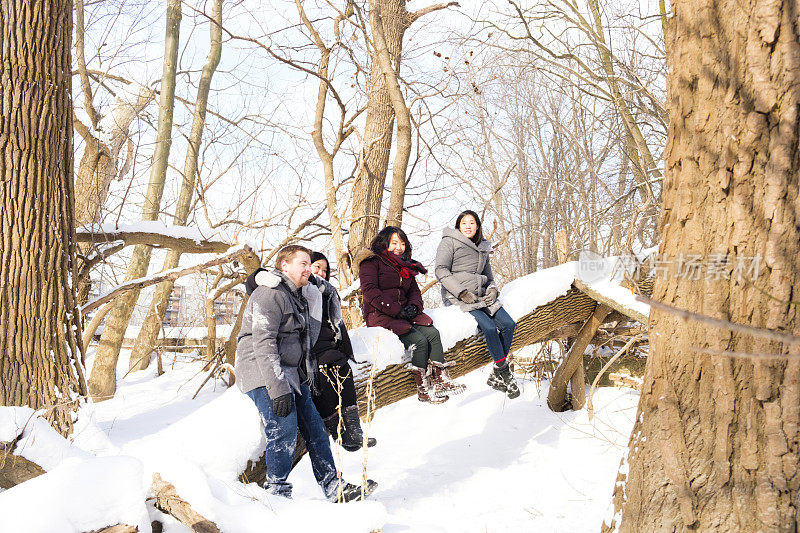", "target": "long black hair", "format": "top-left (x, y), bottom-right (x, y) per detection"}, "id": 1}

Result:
top-left (455, 210), bottom-right (484, 245)
top-left (370, 226), bottom-right (412, 261)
